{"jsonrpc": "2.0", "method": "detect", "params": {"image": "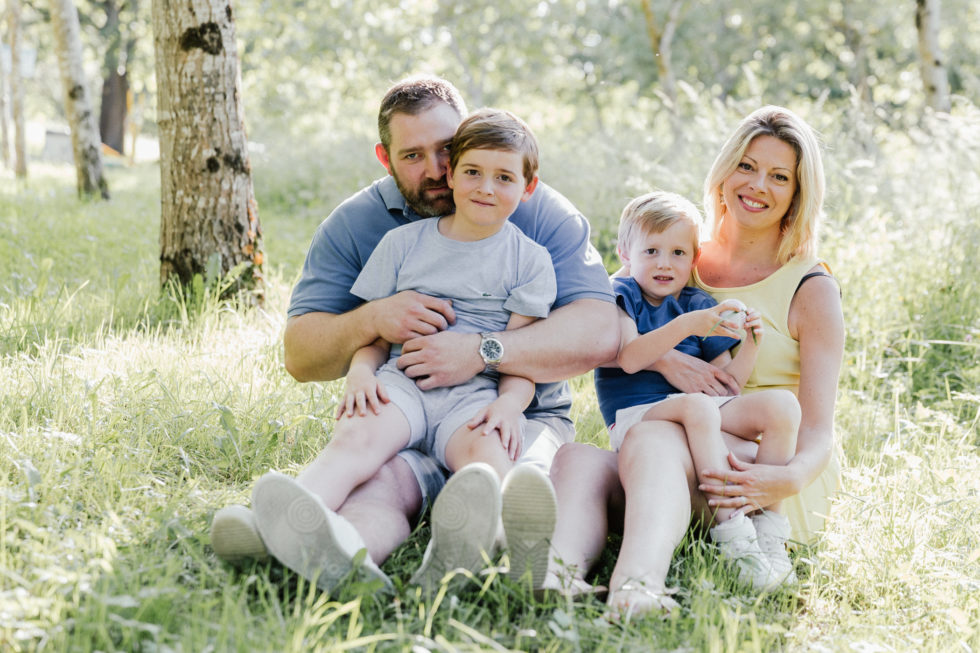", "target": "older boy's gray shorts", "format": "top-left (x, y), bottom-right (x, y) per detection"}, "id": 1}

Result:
top-left (376, 362), bottom-right (517, 467)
